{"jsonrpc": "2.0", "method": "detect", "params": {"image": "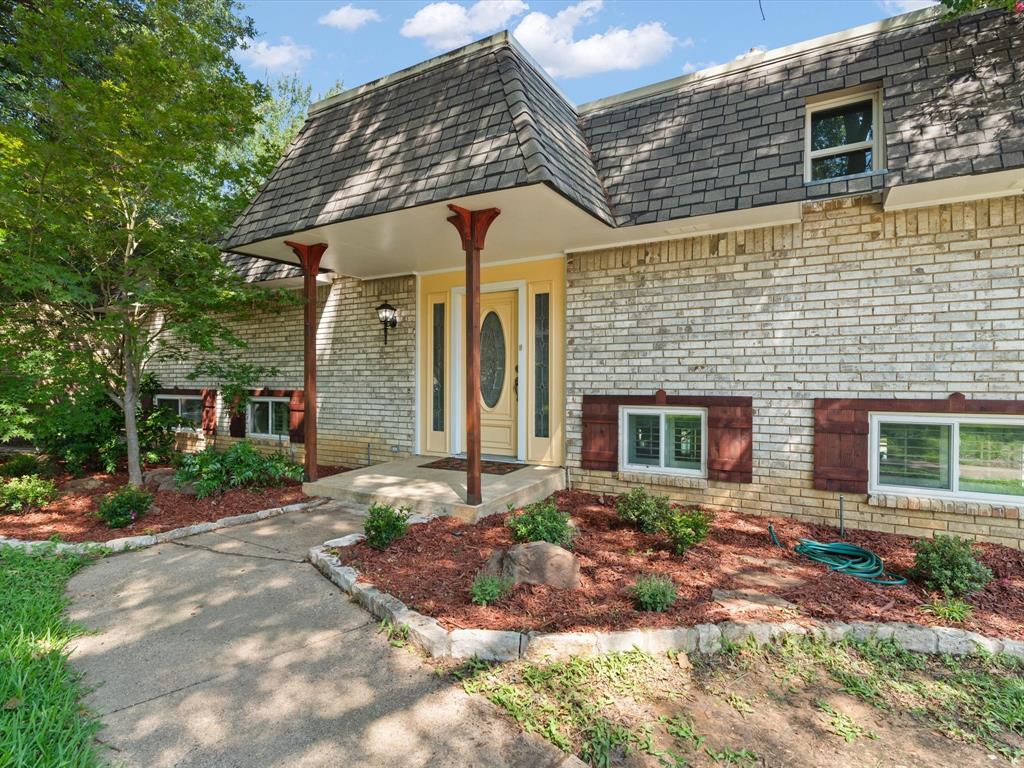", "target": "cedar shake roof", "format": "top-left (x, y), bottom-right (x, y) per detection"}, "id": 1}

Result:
top-left (225, 7), bottom-right (1023, 269)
